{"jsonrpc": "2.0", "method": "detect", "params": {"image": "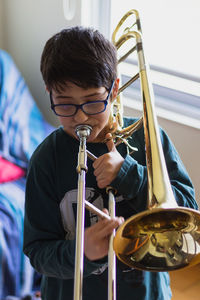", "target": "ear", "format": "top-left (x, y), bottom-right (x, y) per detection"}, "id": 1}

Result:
top-left (46, 86), bottom-right (50, 93)
top-left (111, 78), bottom-right (120, 102)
